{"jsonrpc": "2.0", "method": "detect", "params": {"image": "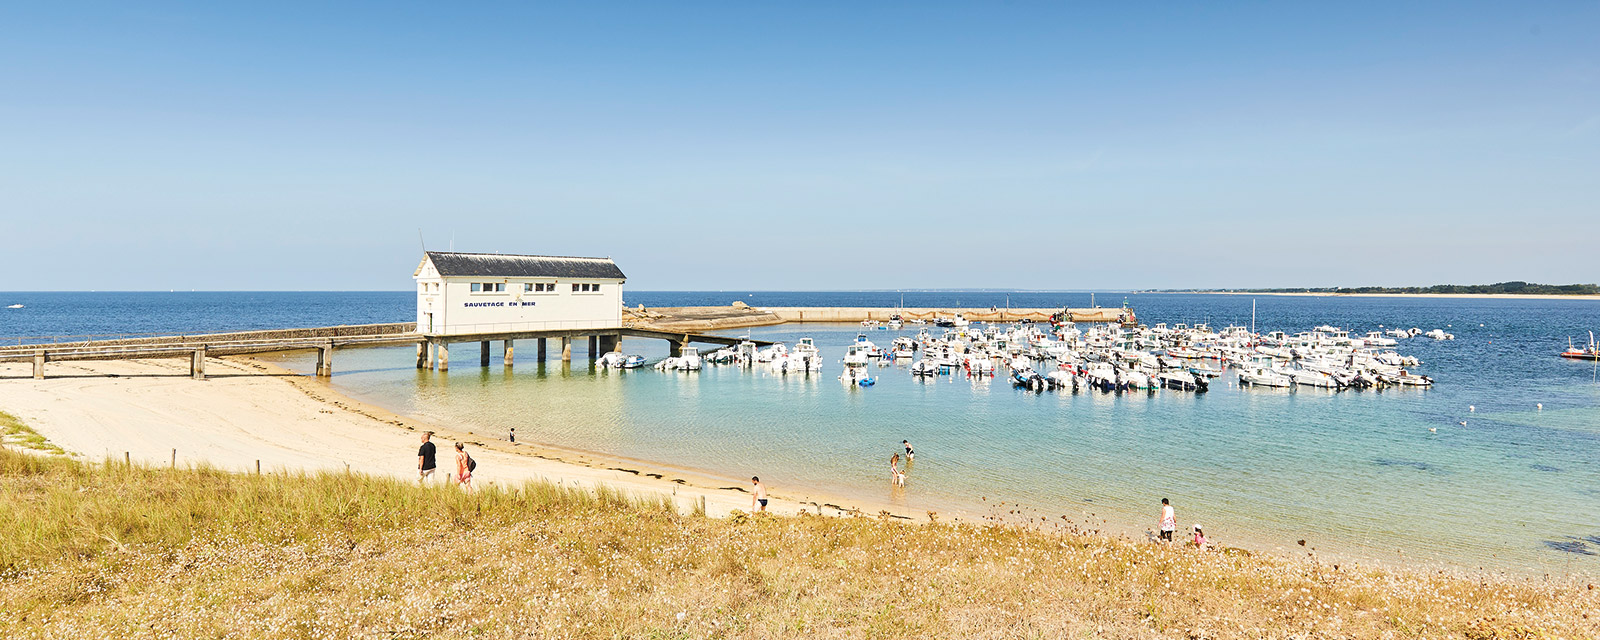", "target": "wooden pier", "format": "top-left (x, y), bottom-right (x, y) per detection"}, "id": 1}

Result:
top-left (1, 305), bottom-right (1126, 379)
top-left (0, 323), bottom-right (769, 380)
